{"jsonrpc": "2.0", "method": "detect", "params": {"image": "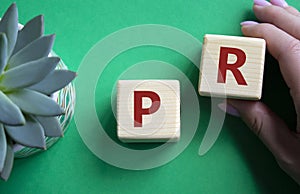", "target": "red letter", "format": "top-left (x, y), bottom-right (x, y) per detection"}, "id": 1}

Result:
top-left (217, 47), bottom-right (247, 85)
top-left (134, 91), bottom-right (161, 127)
